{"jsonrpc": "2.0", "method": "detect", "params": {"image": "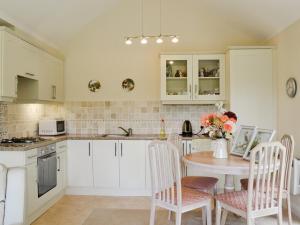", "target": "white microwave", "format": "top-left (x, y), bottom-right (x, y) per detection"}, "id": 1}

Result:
top-left (39, 120), bottom-right (66, 136)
